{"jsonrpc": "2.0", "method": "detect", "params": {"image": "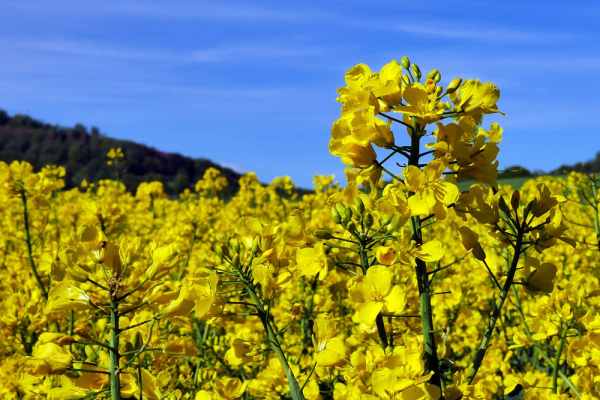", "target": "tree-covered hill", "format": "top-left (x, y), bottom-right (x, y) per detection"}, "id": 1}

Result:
top-left (0, 109), bottom-right (242, 197)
